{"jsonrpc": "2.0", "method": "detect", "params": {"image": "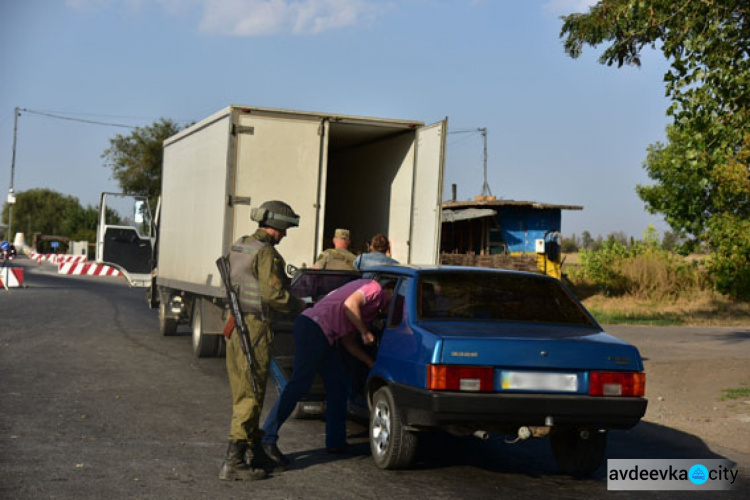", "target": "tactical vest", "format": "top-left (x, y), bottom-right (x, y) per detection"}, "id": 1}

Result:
top-left (228, 236), bottom-right (267, 315)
